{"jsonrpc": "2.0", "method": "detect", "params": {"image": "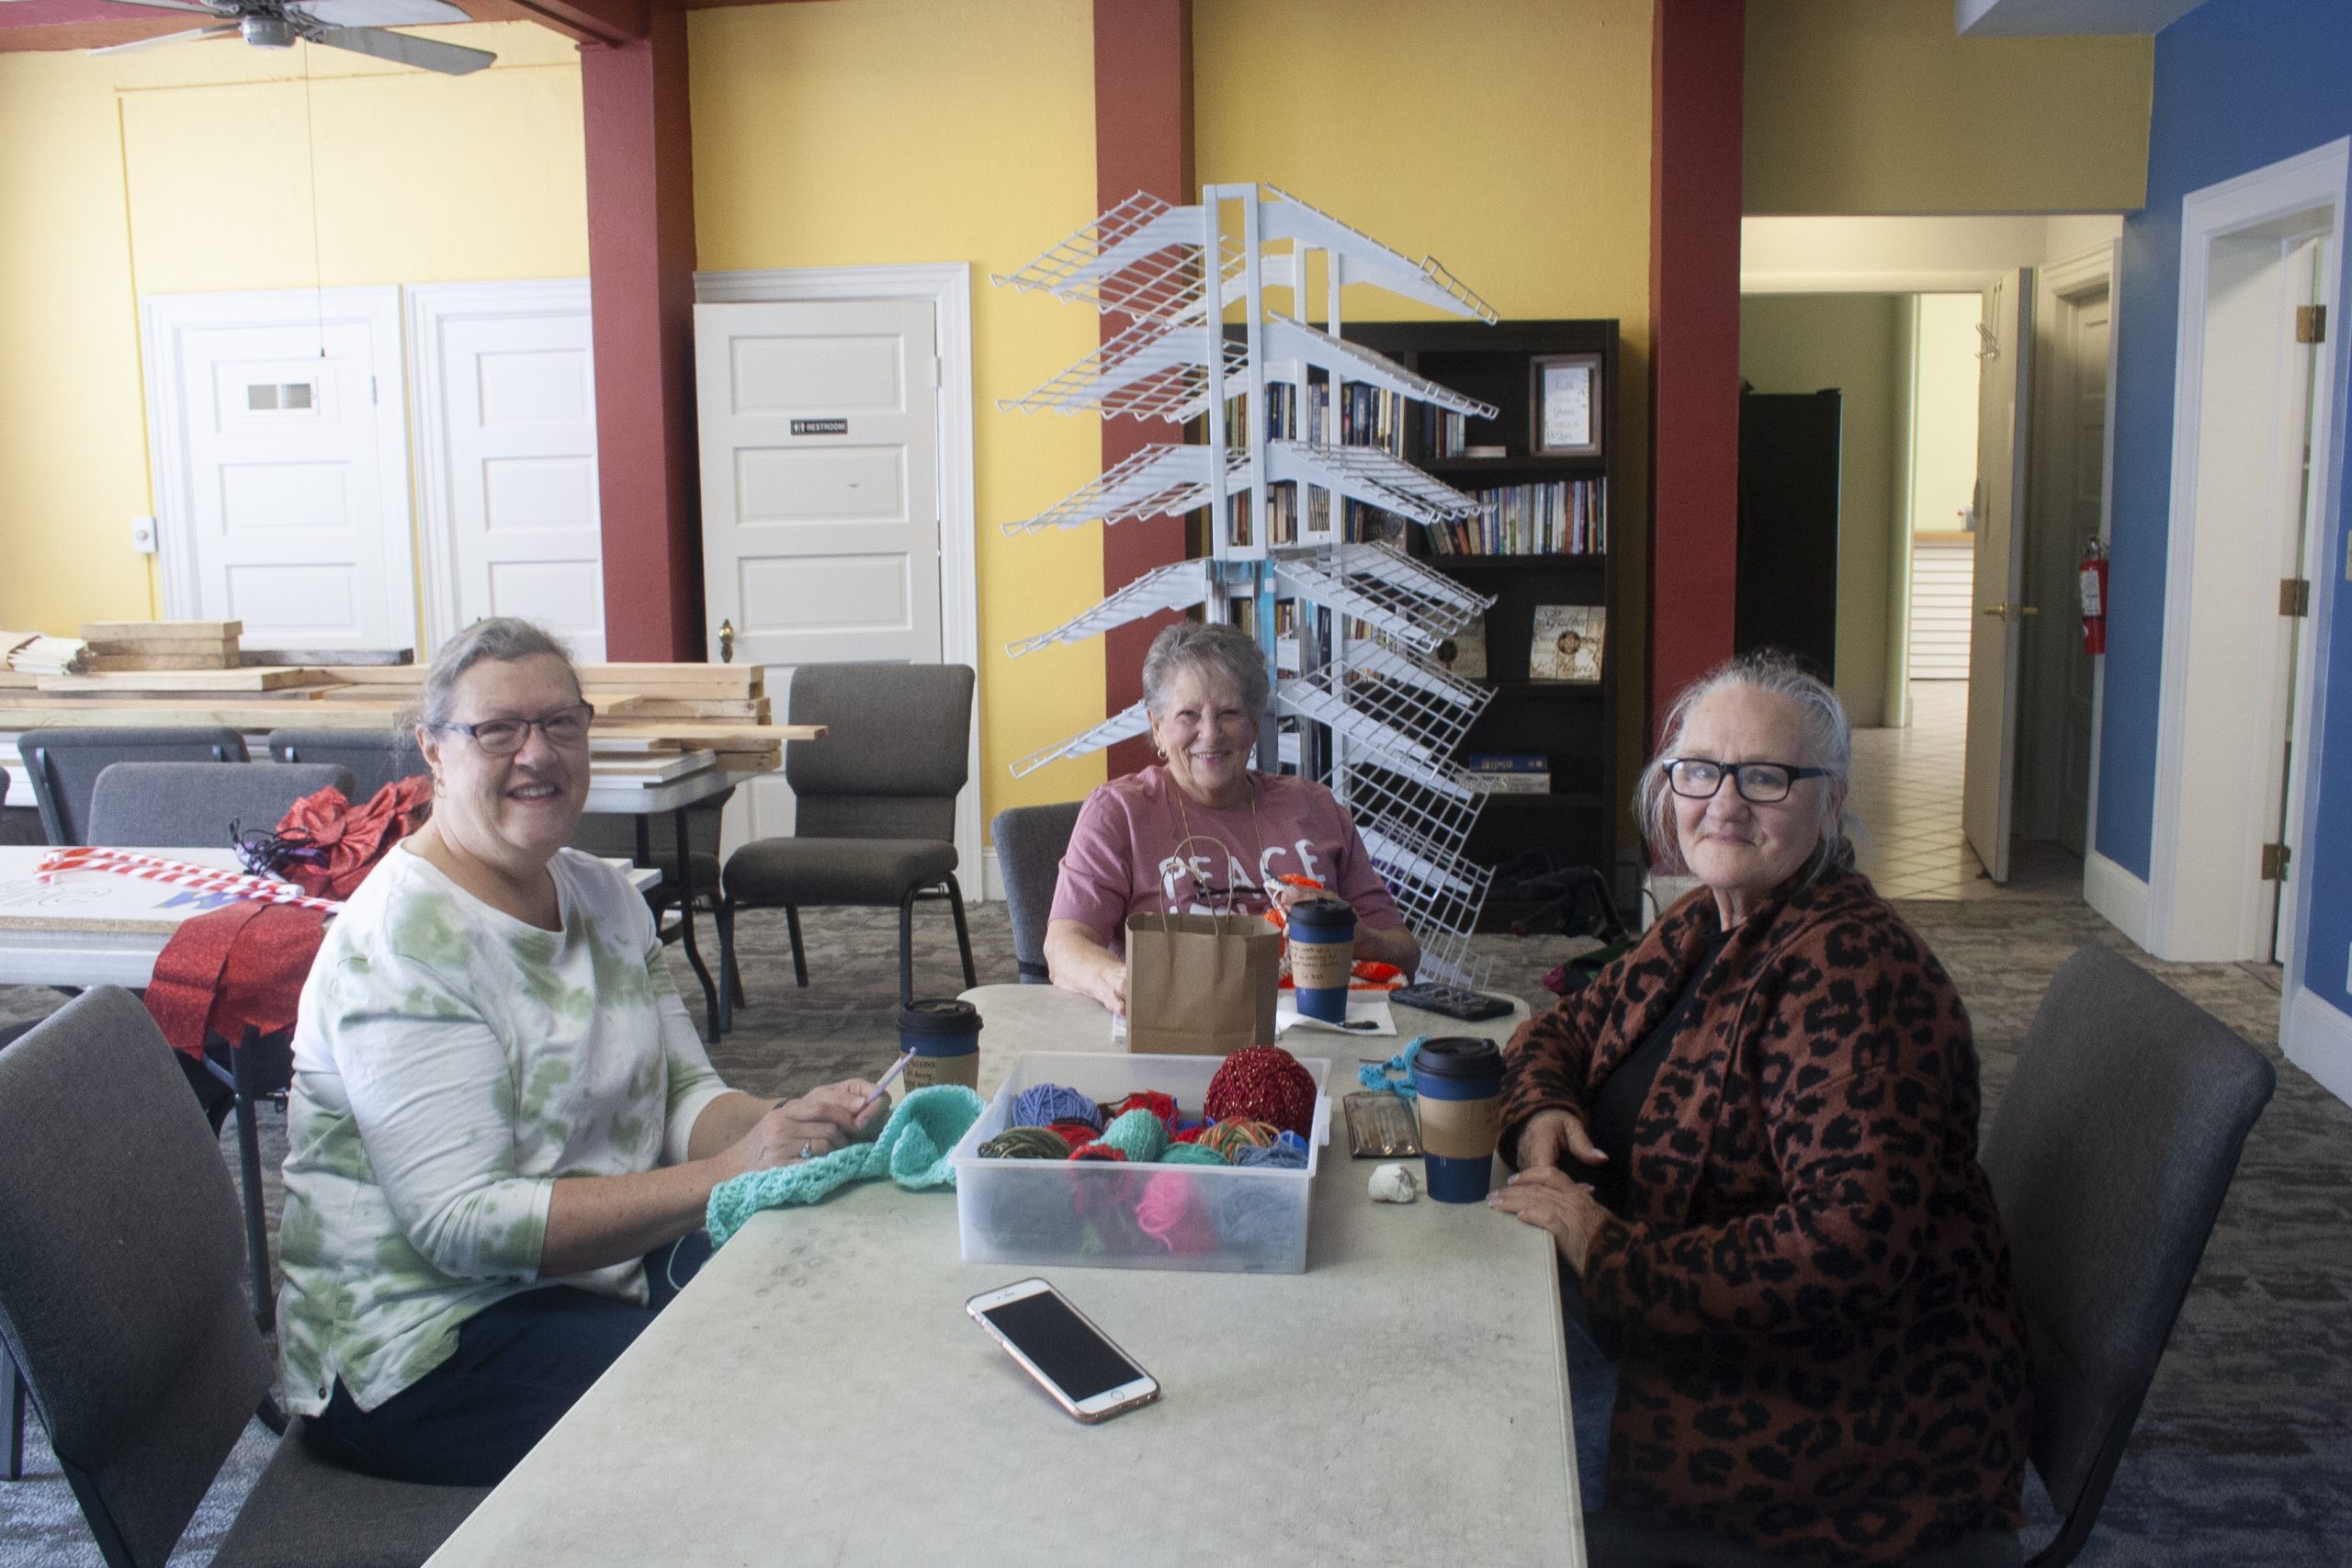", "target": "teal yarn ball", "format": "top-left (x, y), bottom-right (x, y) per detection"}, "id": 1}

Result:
top-left (1162, 1141), bottom-right (1229, 1167)
top-left (1099, 1107), bottom-right (1170, 1163)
